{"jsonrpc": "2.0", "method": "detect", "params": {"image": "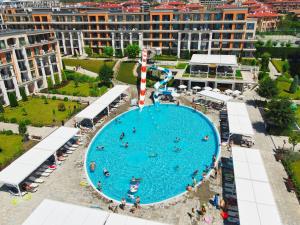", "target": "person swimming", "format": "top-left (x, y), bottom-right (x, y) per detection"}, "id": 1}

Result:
top-left (131, 177), bottom-right (142, 183)
top-left (97, 145), bottom-right (104, 151)
top-left (103, 168), bottom-right (110, 177)
top-left (174, 137), bottom-right (181, 143)
top-left (124, 142), bottom-right (129, 148)
top-left (133, 127), bottom-right (136, 133)
top-left (90, 162), bottom-right (96, 172)
top-left (127, 194), bottom-right (135, 200)
top-left (174, 147), bottom-right (181, 152)
top-left (203, 135), bottom-right (209, 141)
